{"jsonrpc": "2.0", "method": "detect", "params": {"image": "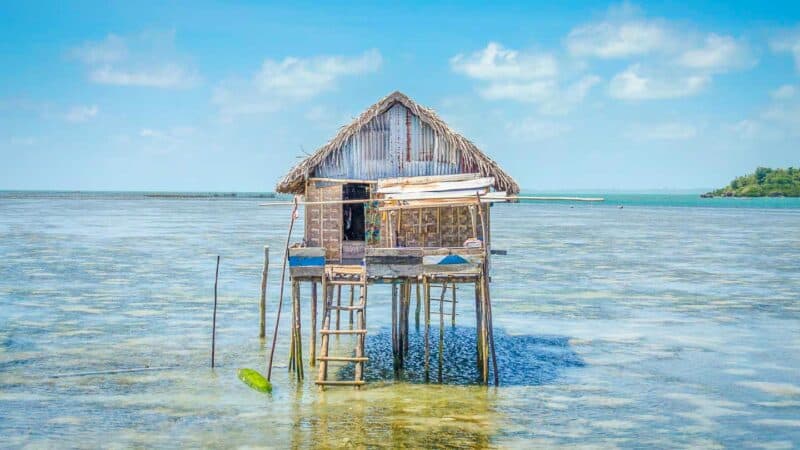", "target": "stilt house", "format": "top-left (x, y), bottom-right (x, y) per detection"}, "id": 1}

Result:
top-left (274, 91), bottom-right (519, 387)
